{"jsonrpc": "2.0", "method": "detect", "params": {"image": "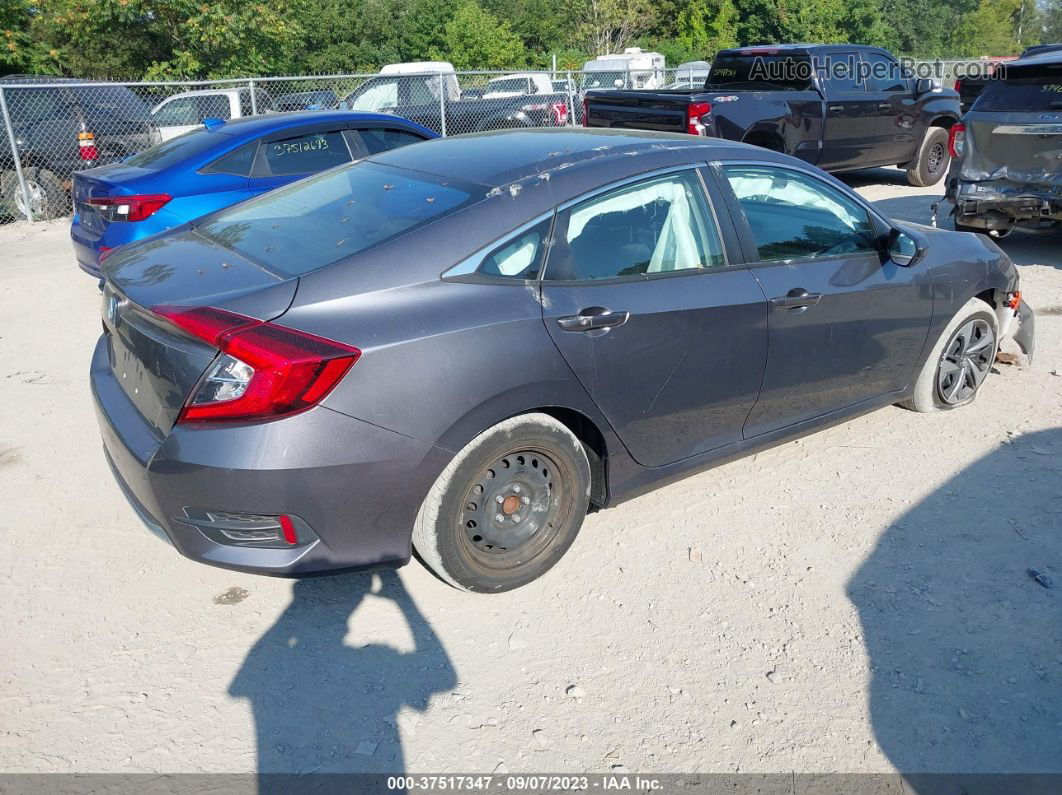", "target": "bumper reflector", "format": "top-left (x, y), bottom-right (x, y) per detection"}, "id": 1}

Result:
top-left (176, 508), bottom-right (311, 548)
